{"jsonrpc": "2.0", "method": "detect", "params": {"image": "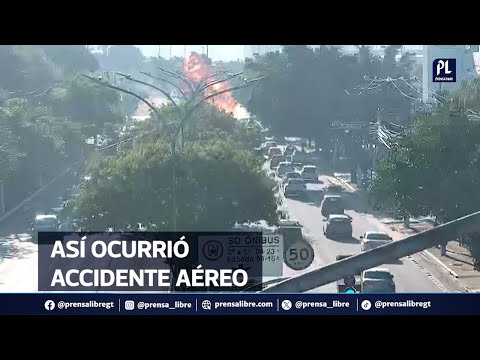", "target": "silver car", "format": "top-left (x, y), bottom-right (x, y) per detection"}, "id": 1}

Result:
top-left (284, 178), bottom-right (307, 198)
